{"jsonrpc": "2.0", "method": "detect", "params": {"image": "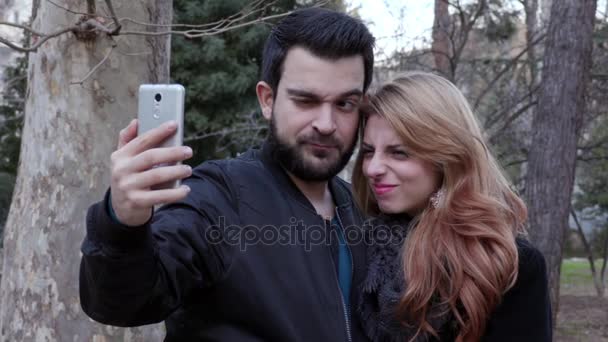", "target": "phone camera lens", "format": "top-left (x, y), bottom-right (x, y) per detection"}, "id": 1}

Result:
top-left (154, 93), bottom-right (162, 102)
